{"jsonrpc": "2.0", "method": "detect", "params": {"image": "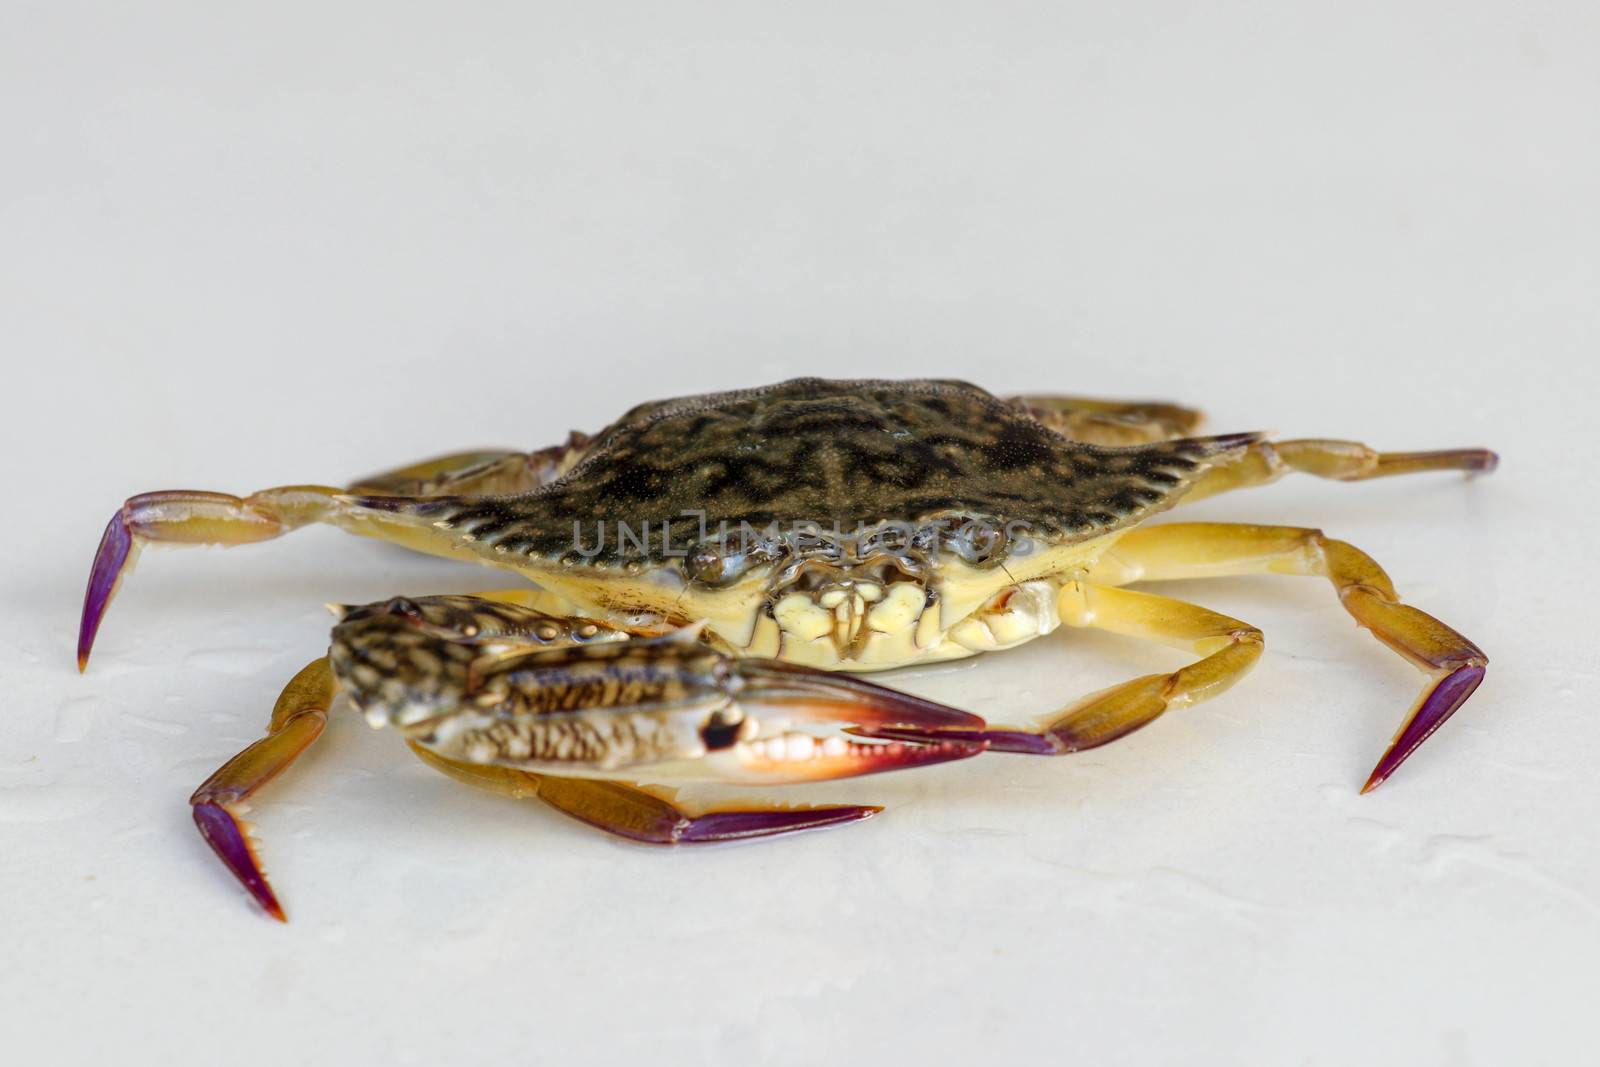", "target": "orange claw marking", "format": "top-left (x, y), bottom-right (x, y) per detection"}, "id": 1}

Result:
top-left (732, 659), bottom-right (988, 734)
top-left (733, 734), bottom-right (987, 783)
